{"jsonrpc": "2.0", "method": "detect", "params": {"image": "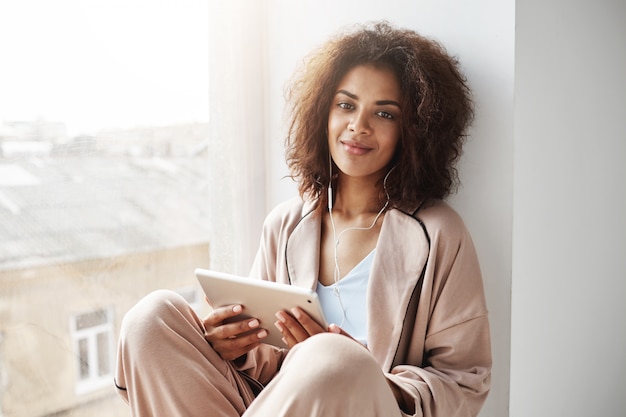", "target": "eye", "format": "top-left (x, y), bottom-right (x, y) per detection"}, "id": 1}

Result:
top-left (376, 111), bottom-right (394, 120)
top-left (338, 102), bottom-right (354, 110)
